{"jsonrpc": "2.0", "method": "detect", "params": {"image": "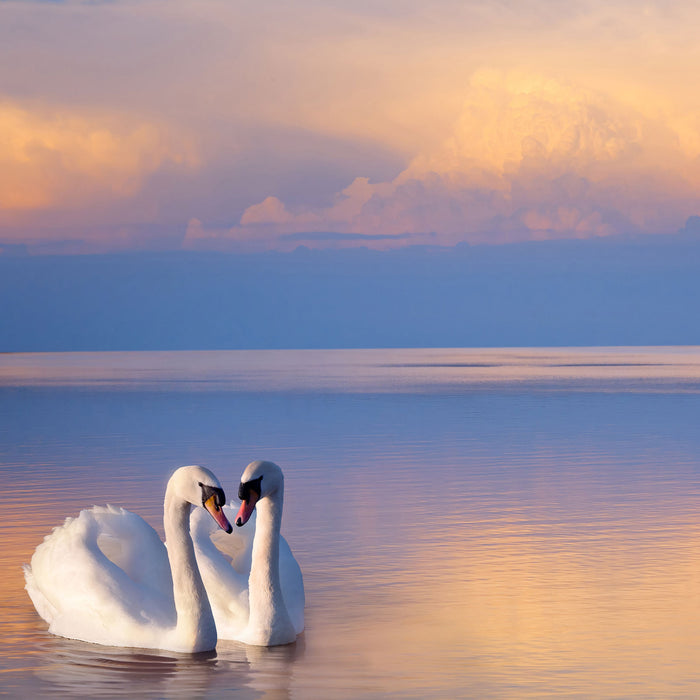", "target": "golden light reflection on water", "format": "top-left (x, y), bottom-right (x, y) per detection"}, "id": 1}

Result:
top-left (3, 350), bottom-right (700, 697)
top-left (5, 470), bottom-right (700, 698)
top-left (294, 504), bottom-right (700, 698)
